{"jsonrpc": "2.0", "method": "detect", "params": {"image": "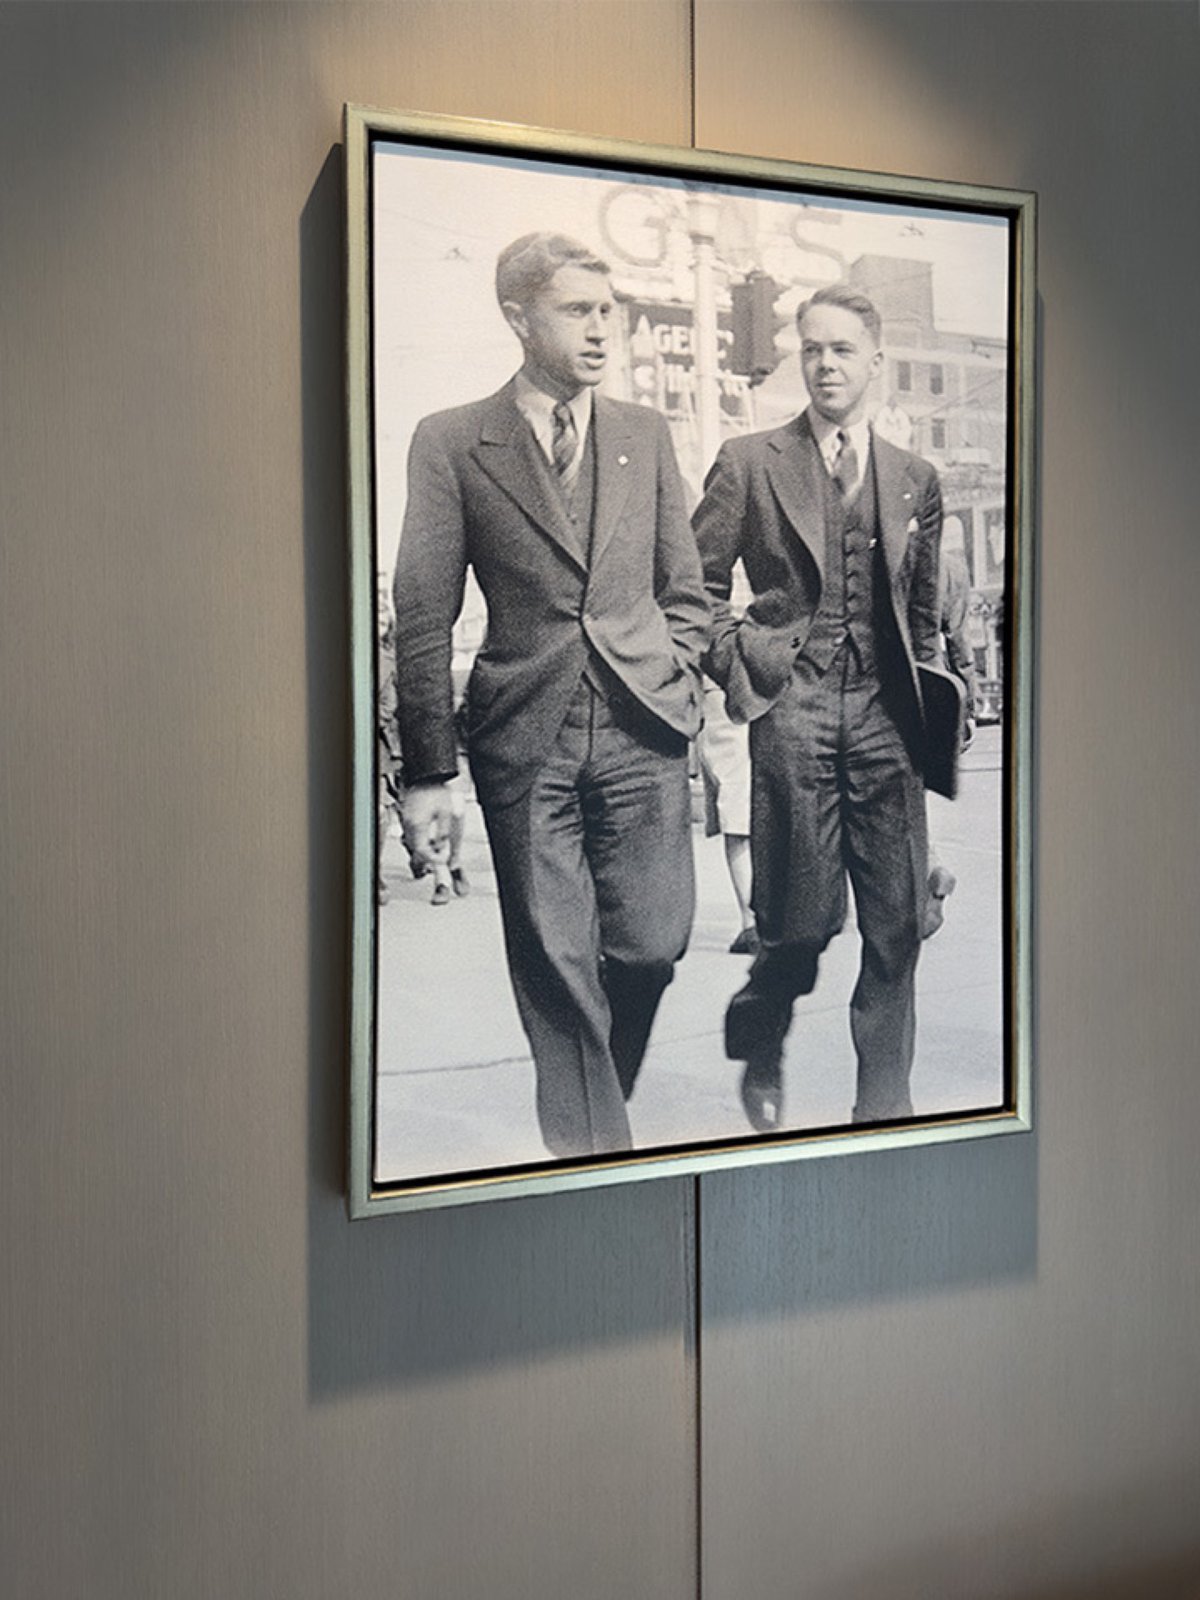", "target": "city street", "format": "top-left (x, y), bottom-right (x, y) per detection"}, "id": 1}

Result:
top-left (375, 726), bottom-right (1005, 1183)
